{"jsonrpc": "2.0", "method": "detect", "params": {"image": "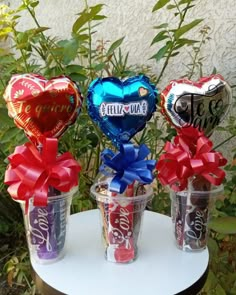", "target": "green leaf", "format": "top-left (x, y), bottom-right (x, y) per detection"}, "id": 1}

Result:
top-left (173, 38), bottom-right (199, 51)
top-left (214, 284), bottom-right (226, 295)
top-left (174, 19), bottom-right (203, 39)
top-left (154, 23), bottom-right (169, 29)
top-left (72, 4), bottom-right (104, 33)
top-left (211, 66), bottom-right (217, 74)
top-left (216, 126), bottom-right (227, 131)
top-left (74, 34), bottom-right (89, 41)
top-left (92, 63), bottom-right (106, 71)
top-left (151, 31), bottom-right (169, 45)
top-left (0, 55), bottom-right (15, 64)
top-left (176, 38), bottom-right (199, 45)
top-left (30, 1), bottom-right (39, 8)
top-left (207, 237), bottom-right (219, 256)
top-left (178, 0), bottom-right (192, 5)
top-left (0, 127), bottom-right (22, 143)
top-left (167, 4), bottom-right (176, 9)
top-left (182, 4), bottom-right (195, 11)
top-left (57, 39), bottom-right (79, 64)
top-left (0, 221), bottom-right (10, 234)
top-left (0, 27), bottom-right (12, 38)
top-left (0, 108), bottom-right (15, 127)
top-left (89, 4), bottom-right (104, 16)
top-left (69, 73), bottom-right (87, 82)
top-left (208, 217), bottom-right (236, 234)
top-left (171, 51), bottom-right (180, 57)
top-left (16, 32), bottom-right (28, 44)
top-left (150, 43), bottom-right (171, 61)
top-left (93, 15), bottom-right (107, 21)
top-left (33, 27), bottom-right (50, 34)
top-left (65, 65), bottom-right (84, 74)
top-left (230, 286), bottom-right (236, 295)
top-left (16, 3), bottom-right (27, 11)
top-left (106, 37), bottom-right (125, 56)
top-left (72, 11), bottom-right (92, 33)
top-left (152, 0), bottom-right (171, 12)
top-left (203, 270), bottom-right (218, 292)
